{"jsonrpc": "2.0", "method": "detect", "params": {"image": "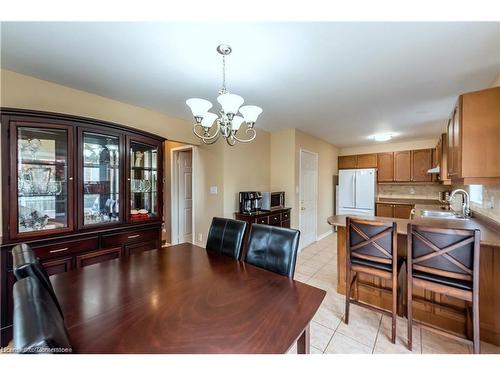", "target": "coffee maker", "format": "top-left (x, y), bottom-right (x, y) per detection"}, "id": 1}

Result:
top-left (239, 191), bottom-right (263, 213)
